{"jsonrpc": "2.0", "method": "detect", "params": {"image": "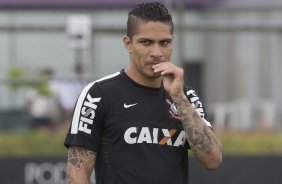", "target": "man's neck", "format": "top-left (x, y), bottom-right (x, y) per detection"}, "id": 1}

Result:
top-left (125, 68), bottom-right (162, 88)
